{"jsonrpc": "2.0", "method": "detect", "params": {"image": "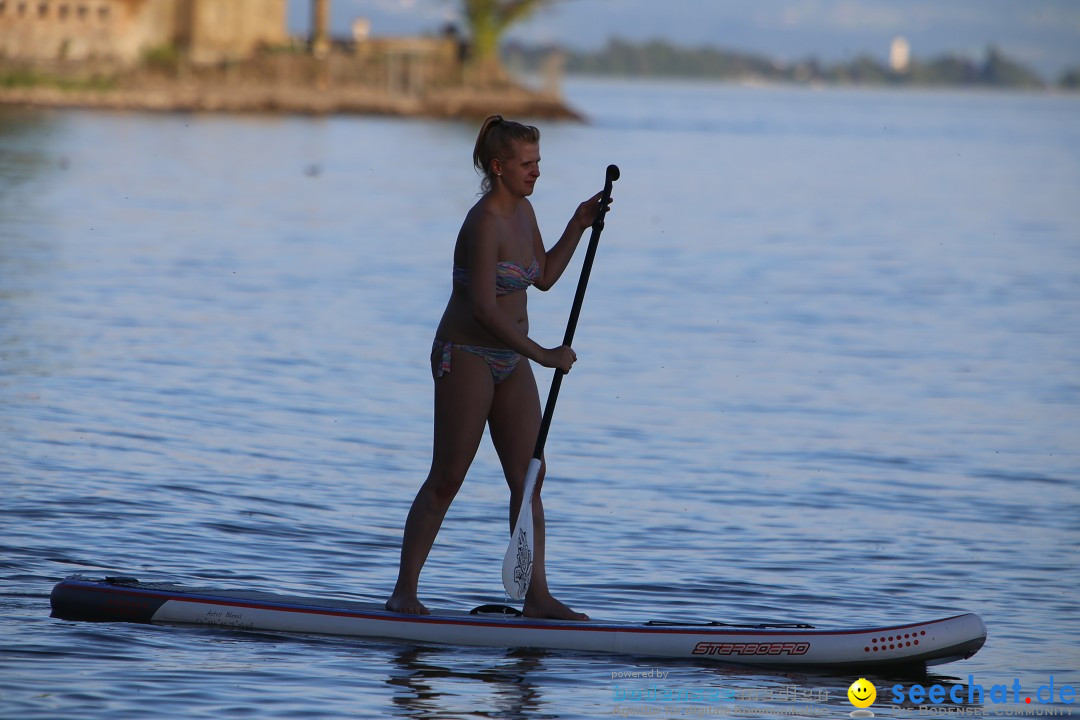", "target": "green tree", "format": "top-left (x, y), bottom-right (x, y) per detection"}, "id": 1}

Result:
top-left (461, 0), bottom-right (553, 83)
top-left (981, 46), bottom-right (1044, 88)
top-left (1060, 67), bottom-right (1080, 90)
